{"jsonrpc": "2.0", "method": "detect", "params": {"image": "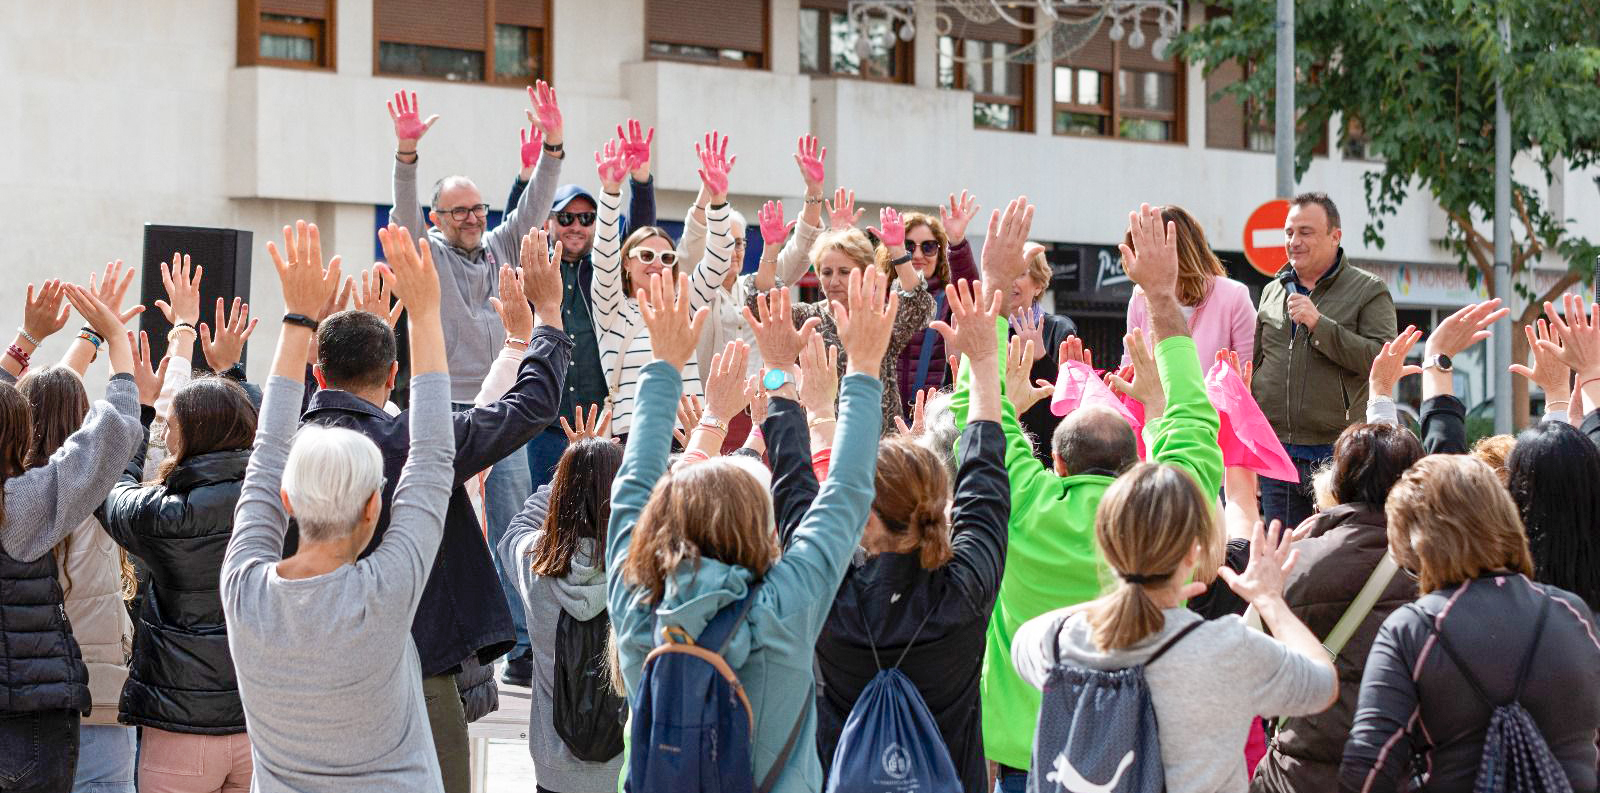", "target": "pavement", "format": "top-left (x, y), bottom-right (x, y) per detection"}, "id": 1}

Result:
top-left (474, 660), bottom-right (542, 792)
